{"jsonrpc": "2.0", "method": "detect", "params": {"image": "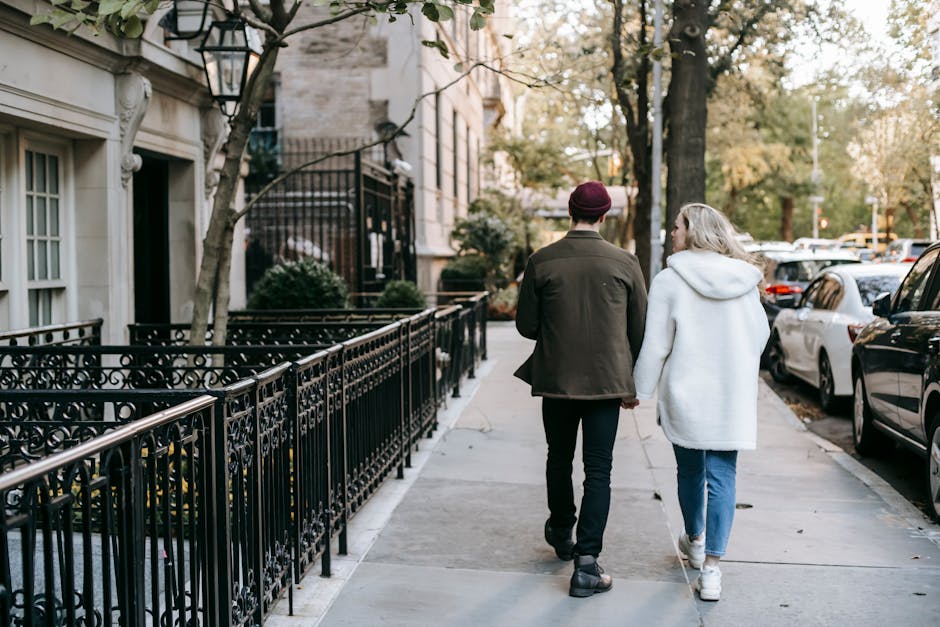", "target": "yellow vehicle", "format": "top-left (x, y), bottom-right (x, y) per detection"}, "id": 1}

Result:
top-left (838, 232), bottom-right (897, 254)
